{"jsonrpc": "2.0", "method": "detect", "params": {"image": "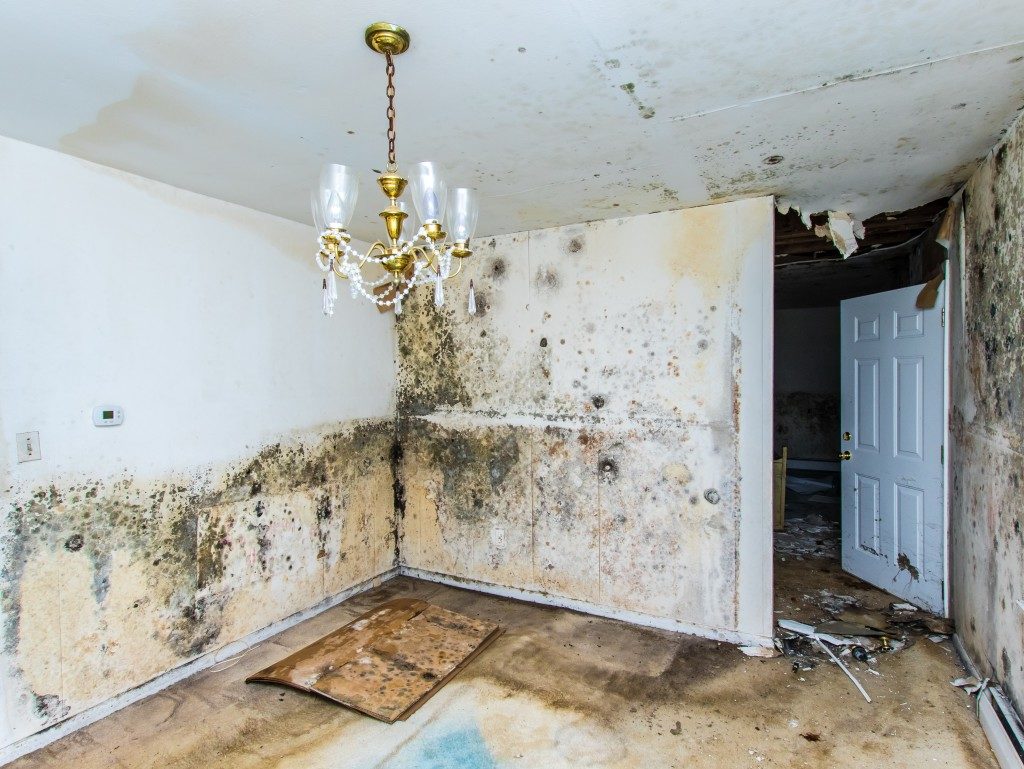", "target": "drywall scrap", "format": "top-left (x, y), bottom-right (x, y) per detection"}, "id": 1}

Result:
top-left (246, 598), bottom-right (501, 723)
top-left (814, 211), bottom-right (866, 258)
